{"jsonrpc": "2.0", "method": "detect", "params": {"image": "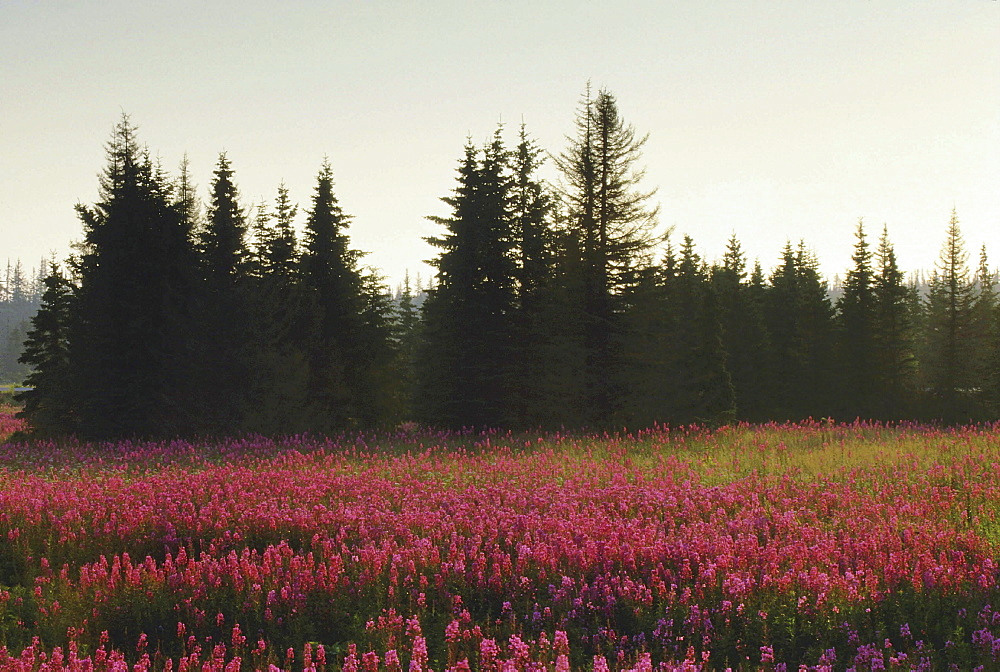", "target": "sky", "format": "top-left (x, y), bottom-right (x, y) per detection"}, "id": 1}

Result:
top-left (2, 0), bottom-right (998, 289)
